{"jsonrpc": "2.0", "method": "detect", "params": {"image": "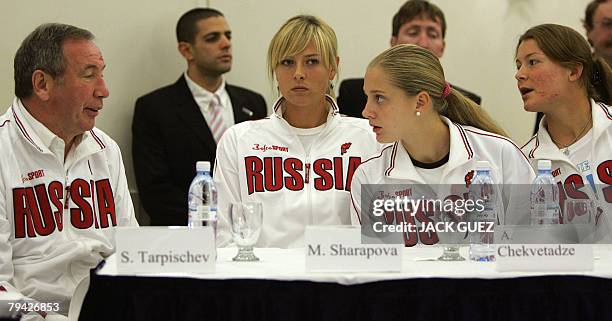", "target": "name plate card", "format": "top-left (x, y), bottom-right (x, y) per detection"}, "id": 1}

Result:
top-left (115, 227), bottom-right (215, 274)
top-left (305, 226), bottom-right (402, 272)
top-left (495, 244), bottom-right (593, 272)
